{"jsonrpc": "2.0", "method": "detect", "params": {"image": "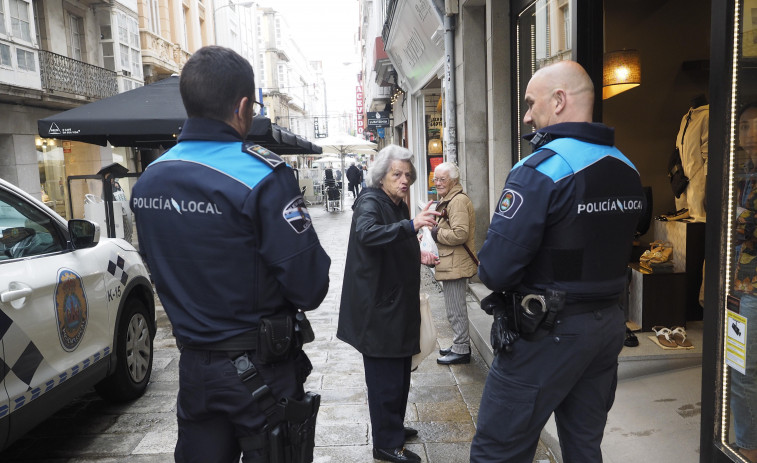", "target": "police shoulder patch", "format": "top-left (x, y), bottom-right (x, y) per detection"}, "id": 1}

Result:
top-left (495, 189), bottom-right (523, 219)
top-left (283, 196), bottom-right (312, 234)
top-left (242, 143), bottom-right (285, 169)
